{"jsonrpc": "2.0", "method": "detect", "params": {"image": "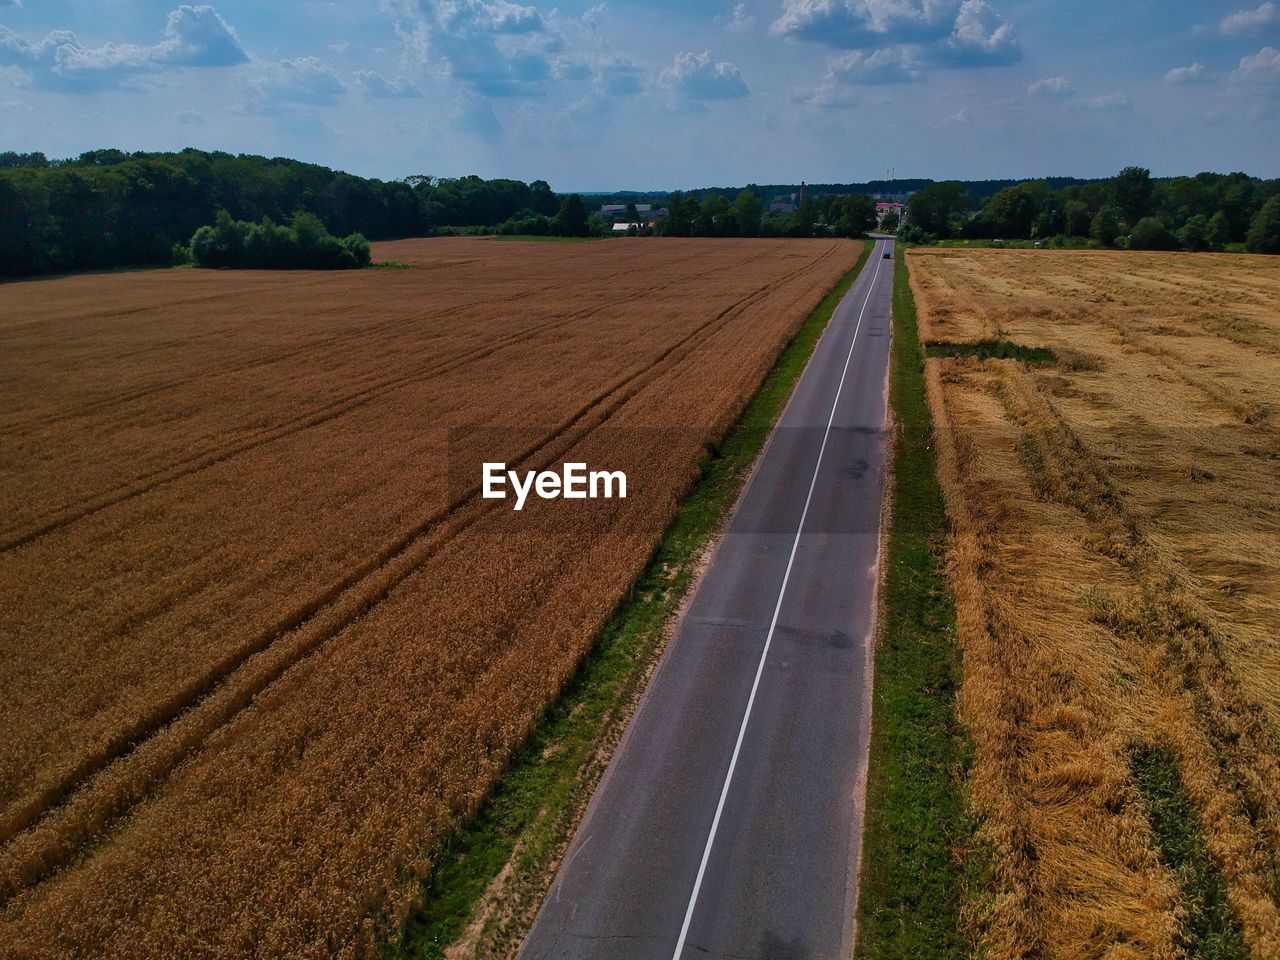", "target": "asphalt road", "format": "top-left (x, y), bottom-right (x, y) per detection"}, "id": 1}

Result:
top-left (519, 238), bottom-right (895, 960)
